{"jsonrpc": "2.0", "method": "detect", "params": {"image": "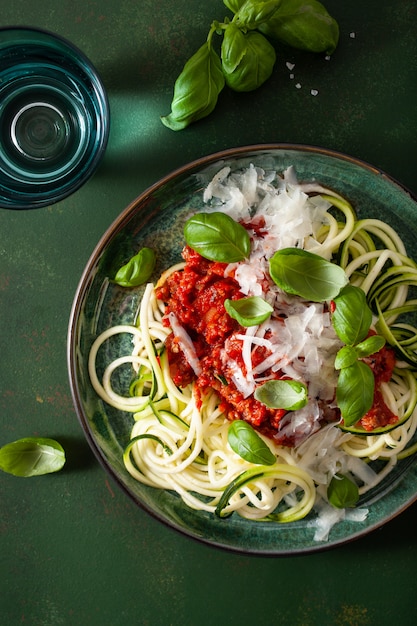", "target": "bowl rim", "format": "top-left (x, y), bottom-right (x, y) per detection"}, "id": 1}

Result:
top-left (0, 25), bottom-right (110, 210)
top-left (67, 142), bottom-right (417, 555)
